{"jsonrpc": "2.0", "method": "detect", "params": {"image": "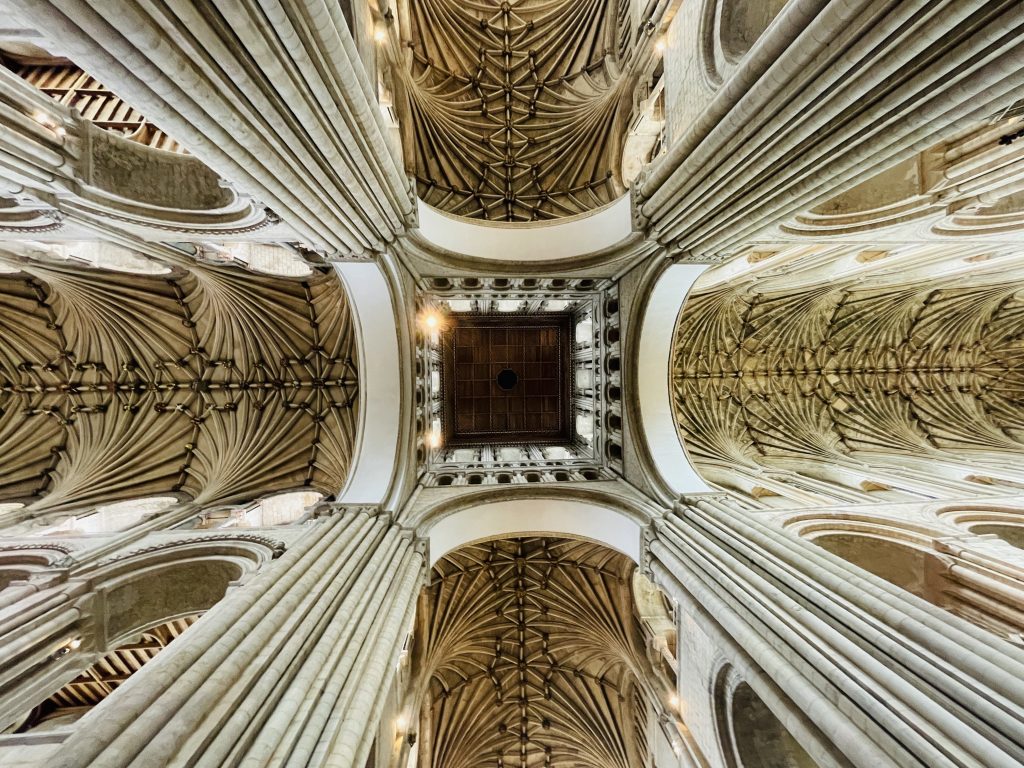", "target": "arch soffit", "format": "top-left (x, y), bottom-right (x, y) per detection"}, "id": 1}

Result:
top-left (333, 259), bottom-right (406, 508)
top-left (935, 503), bottom-right (1024, 529)
top-left (412, 192), bottom-right (635, 263)
top-left (630, 261), bottom-right (715, 500)
top-left (80, 536), bottom-right (280, 584)
top-left (412, 484), bottom-right (662, 566)
top-left (779, 503), bottom-right (1024, 545)
top-left (780, 512), bottom-right (953, 548)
